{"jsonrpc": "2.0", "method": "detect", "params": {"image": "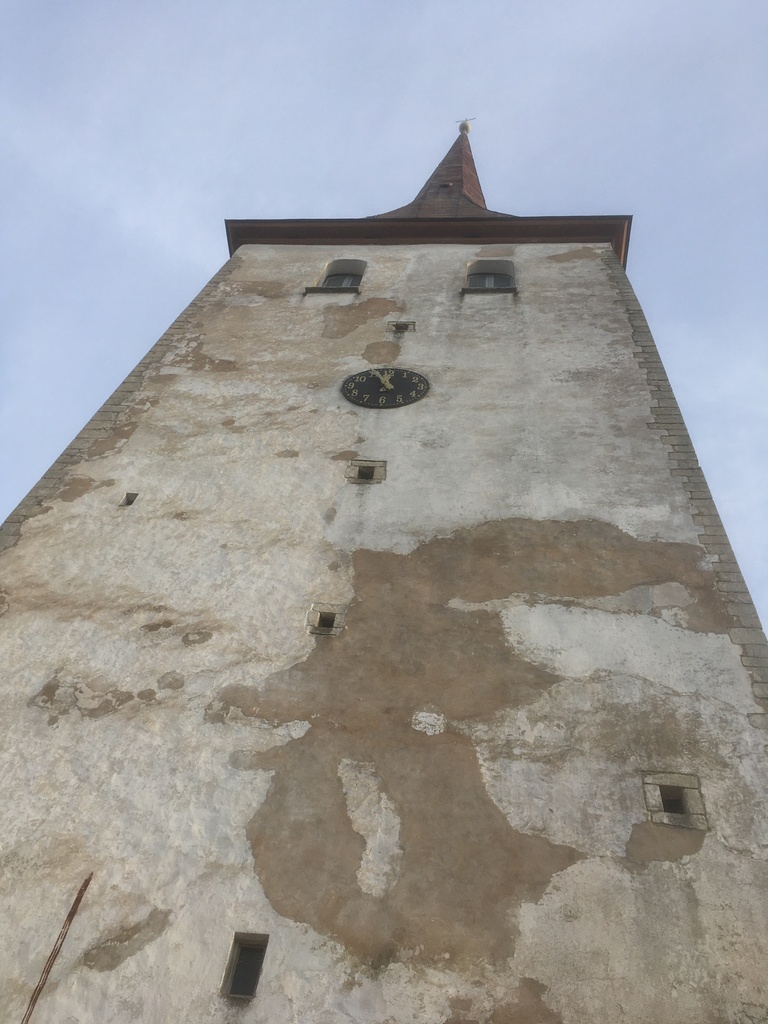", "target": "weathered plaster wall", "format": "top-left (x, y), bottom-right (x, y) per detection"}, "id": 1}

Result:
top-left (1, 242), bottom-right (767, 1023)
